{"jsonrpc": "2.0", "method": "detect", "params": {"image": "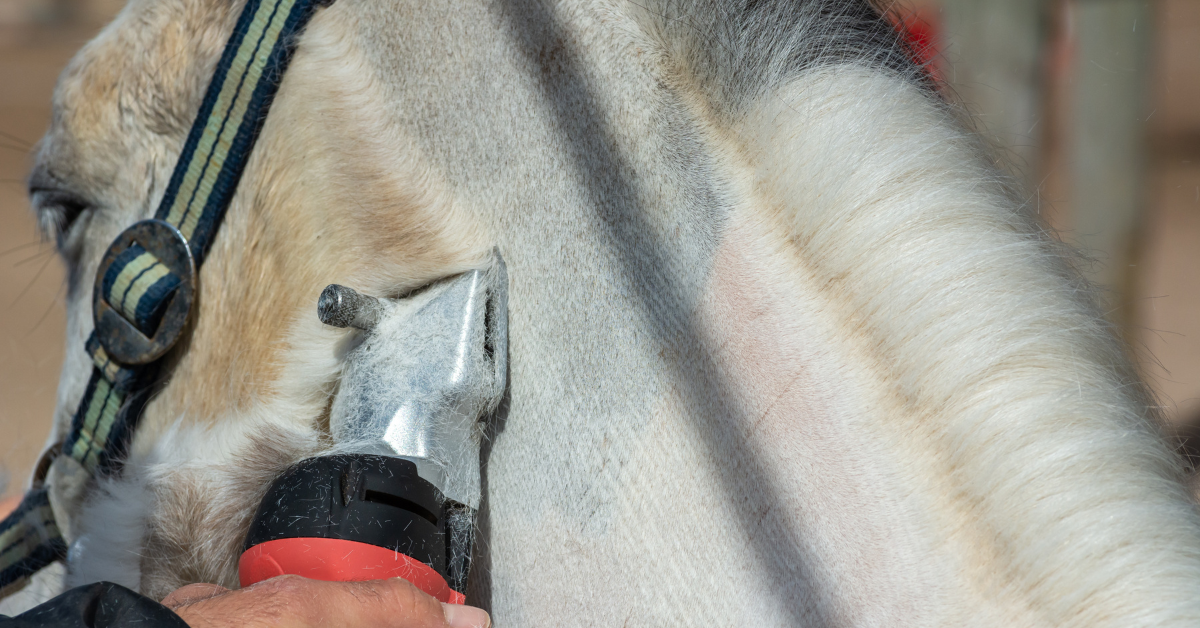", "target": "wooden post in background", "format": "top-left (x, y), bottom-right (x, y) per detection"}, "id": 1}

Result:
top-left (932, 0), bottom-right (1154, 331)
top-left (1069, 0), bottom-right (1154, 327)
top-left (937, 0), bottom-right (1050, 193)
